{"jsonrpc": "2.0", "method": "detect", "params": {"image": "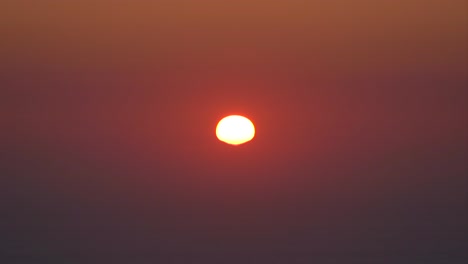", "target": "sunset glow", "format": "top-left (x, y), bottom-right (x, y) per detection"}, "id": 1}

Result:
top-left (216, 115), bottom-right (255, 145)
